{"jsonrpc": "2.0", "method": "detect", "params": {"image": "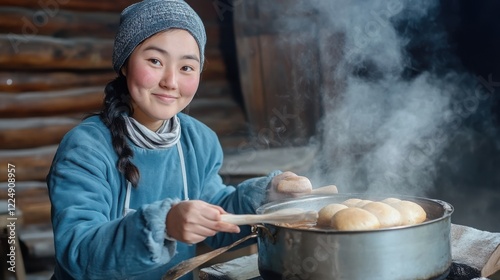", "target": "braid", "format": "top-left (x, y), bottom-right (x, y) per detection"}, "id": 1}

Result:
top-left (100, 76), bottom-right (140, 187)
